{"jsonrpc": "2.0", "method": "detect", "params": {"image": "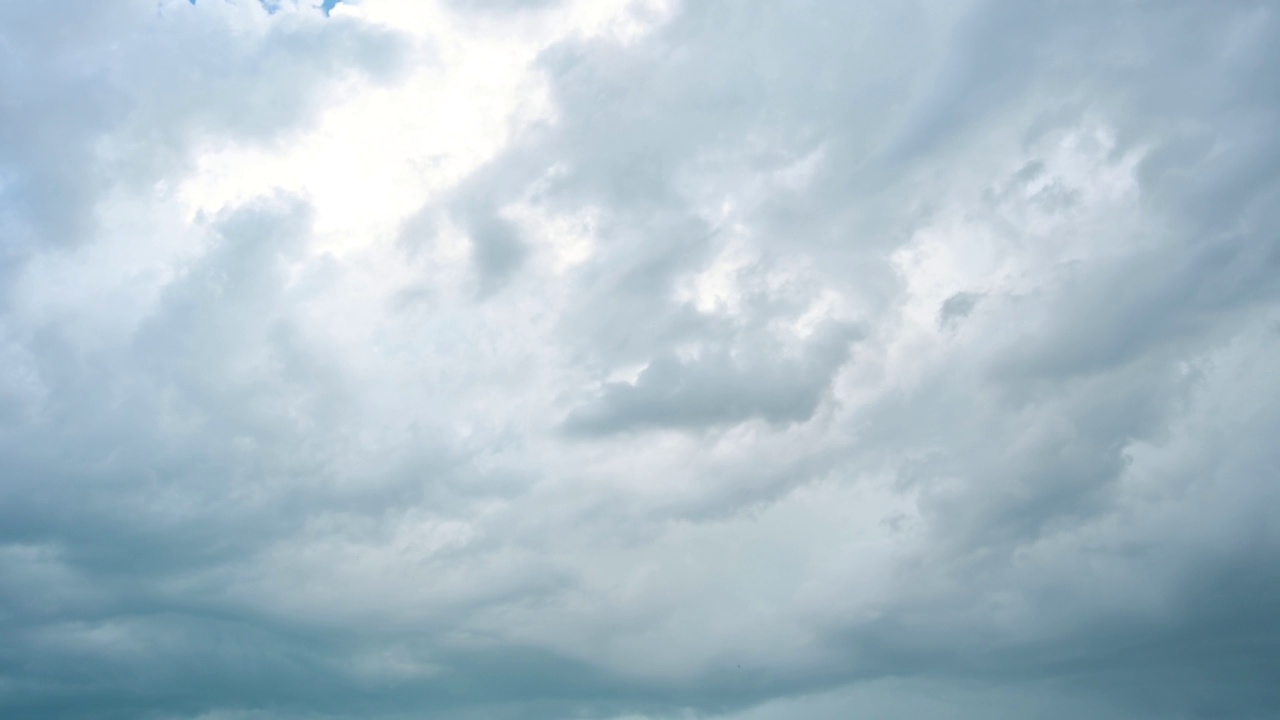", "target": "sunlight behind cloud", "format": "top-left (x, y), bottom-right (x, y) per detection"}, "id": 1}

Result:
top-left (179, 0), bottom-right (675, 258)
